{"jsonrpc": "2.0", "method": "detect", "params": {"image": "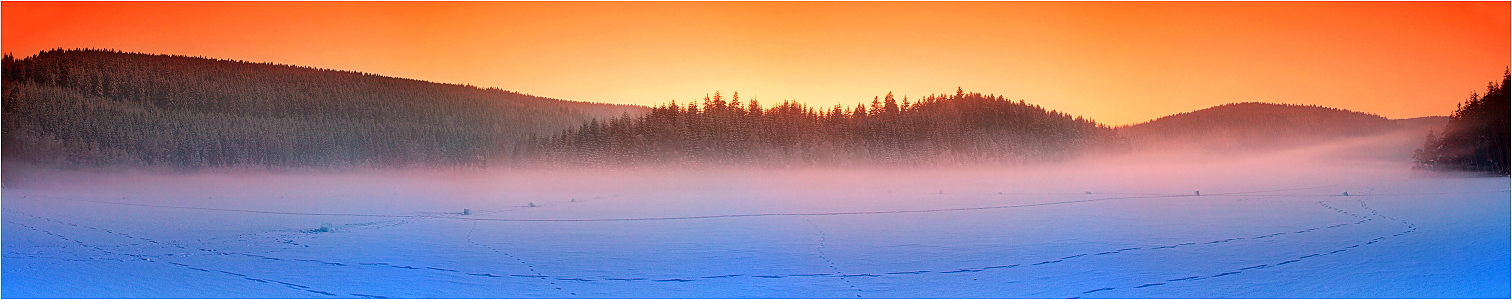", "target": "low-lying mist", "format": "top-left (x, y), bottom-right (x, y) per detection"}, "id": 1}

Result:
top-left (6, 124), bottom-right (1506, 298)
top-left (3, 127), bottom-right (1434, 215)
